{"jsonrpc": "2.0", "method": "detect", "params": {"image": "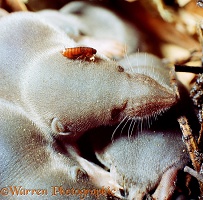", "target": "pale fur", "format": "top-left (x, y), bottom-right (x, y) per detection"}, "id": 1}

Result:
top-left (0, 12), bottom-right (176, 139)
top-left (92, 114), bottom-right (189, 199)
top-left (0, 100), bottom-right (108, 200)
top-left (0, 9), bottom-right (186, 200)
